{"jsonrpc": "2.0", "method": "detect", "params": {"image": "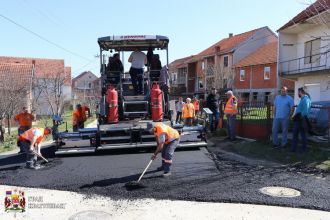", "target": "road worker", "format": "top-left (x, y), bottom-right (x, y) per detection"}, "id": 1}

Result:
top-left (81, 103), bottom-right (91, 121)
top-left (149, 122), bottom-right (180, 177)
top-left (73, 104), bottom-right (85, 131)
top-left (182, 98), bottom-right (195, 126)
top-left (18, 127), bottom-right (52, 169)
top-left (14, 107), bottom-right (35, 153)
top-left (193, 96), bottom-right (200, 116)
top-left (224, 90), bottom-right (238, 141)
